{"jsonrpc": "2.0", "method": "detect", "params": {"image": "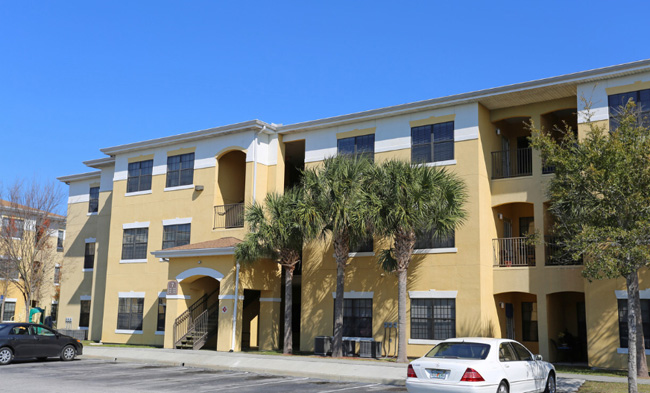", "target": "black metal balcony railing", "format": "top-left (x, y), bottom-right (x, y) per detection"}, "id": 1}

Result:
top-left (491, 148), bottom-right (533, 179)
top-left (541, 164), bottom-right (556, 174)
top-left (544, 236), bottom-right (583, 266)
top-left (493, 237), bottom-right (536, 267)
top-left (213, 203), bottom-right (244, 229)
